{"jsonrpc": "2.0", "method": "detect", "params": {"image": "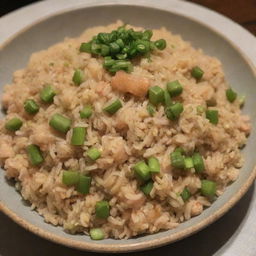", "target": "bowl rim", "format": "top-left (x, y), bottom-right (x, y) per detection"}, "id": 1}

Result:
top-left (0, 0), bottom-right (256, 253)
